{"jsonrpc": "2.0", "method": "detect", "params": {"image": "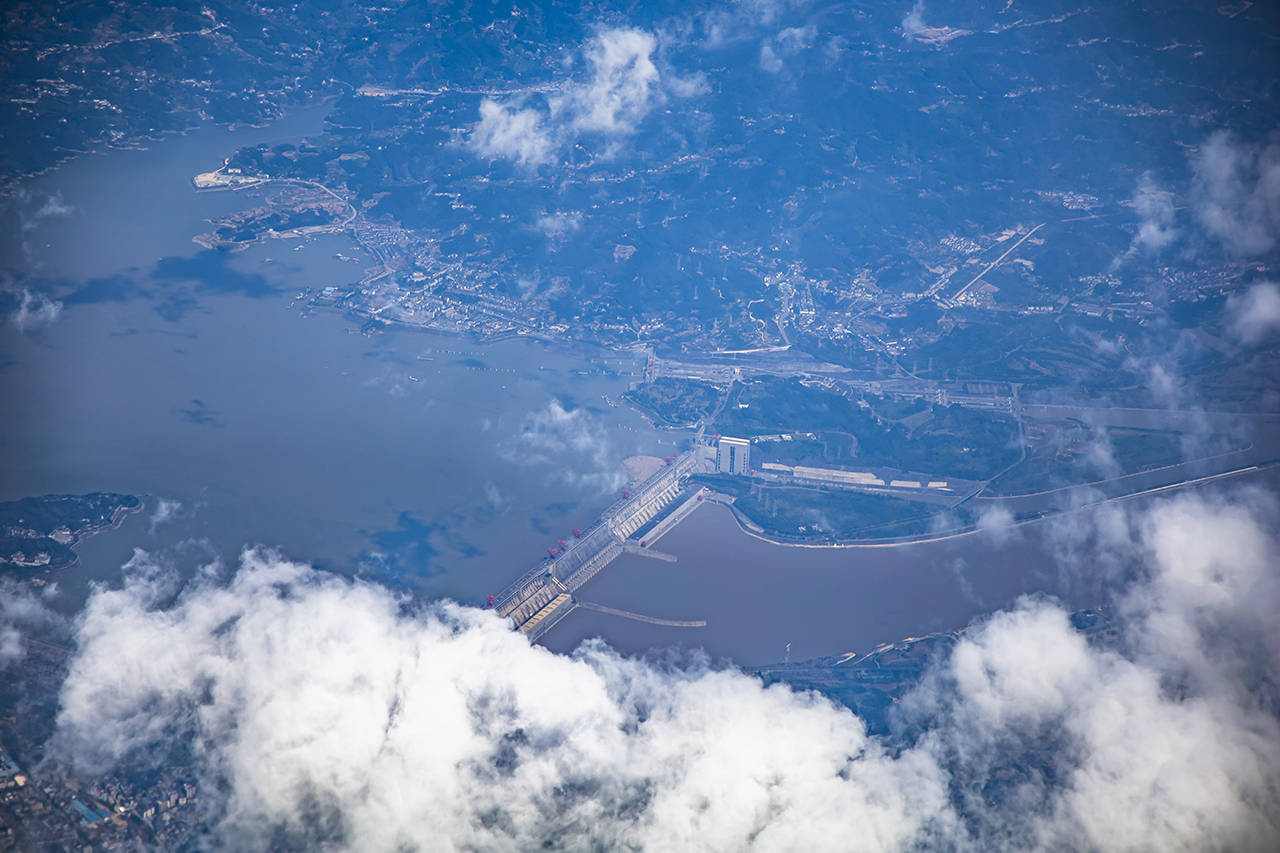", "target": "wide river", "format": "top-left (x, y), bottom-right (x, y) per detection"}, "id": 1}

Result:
top-left (3, 106), bottom-right (1272, 666)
